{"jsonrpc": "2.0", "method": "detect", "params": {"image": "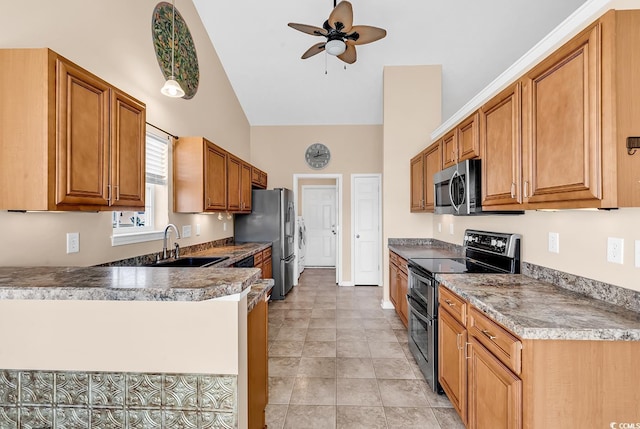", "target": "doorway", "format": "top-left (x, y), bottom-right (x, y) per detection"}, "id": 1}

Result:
top-left (303, 185), bottom-right (337, 267)
top-left (351, 174), bottom-right (382, 285)
top-left (293, 174), bottom-right (343, 285)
